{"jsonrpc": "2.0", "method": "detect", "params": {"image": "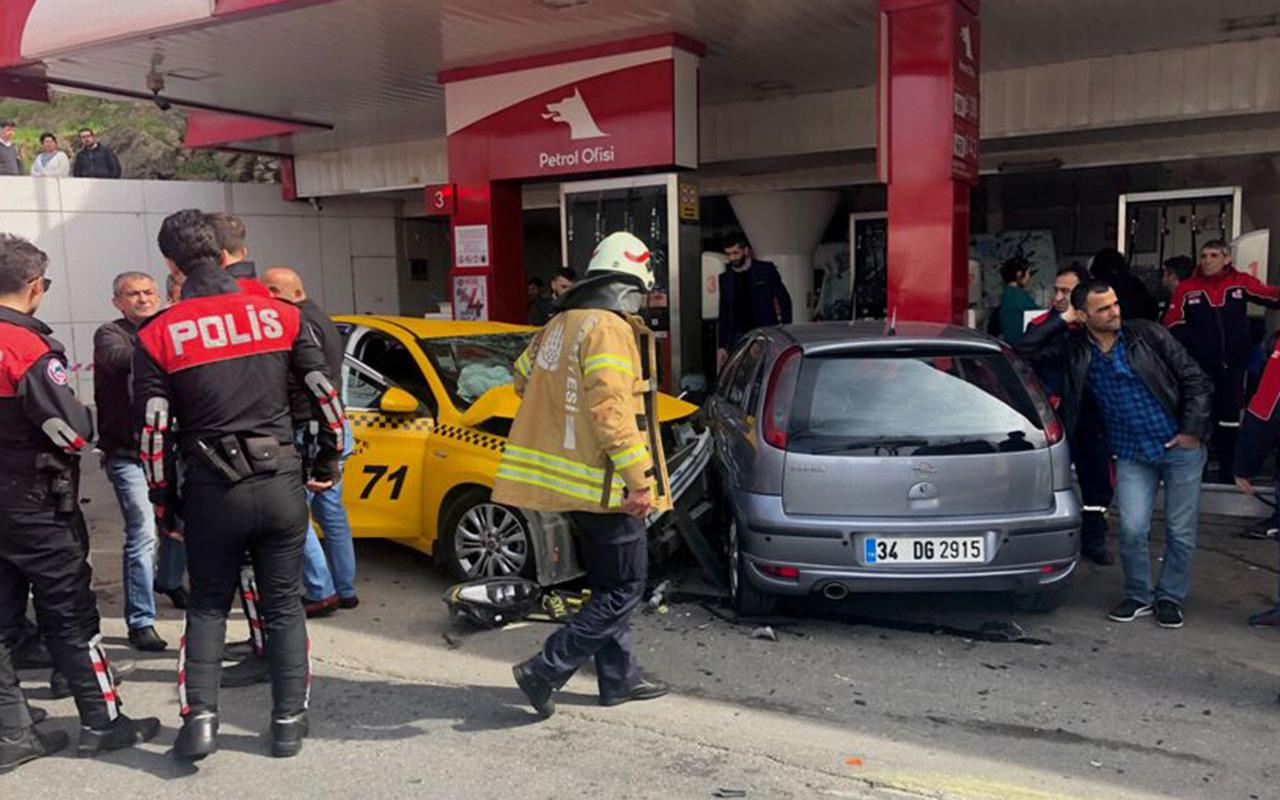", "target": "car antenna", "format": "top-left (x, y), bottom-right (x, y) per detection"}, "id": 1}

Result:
top-left (886, 306), bottom-right (898, 336)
